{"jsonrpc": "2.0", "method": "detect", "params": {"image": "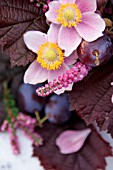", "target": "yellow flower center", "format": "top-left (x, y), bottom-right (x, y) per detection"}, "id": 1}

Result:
top-left (64, 9), bottom-right (74, 21)
top-left (37, 42), bottom-right (64, 70)
top-left (45, 49), bottom-right (56, 61)
top-left (57, 3), bottom-right (82, 27)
